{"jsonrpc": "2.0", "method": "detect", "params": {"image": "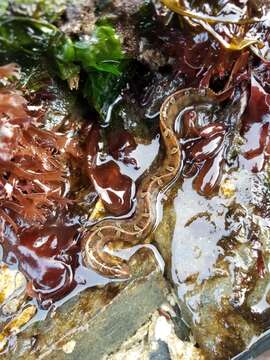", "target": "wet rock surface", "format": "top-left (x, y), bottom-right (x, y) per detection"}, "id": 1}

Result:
top-left (154, 167), bottom-right (270, 359)
top-left (104, 297), bottom-right (204, 360)
top-left (3, 249), bottom-right (168, 359)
